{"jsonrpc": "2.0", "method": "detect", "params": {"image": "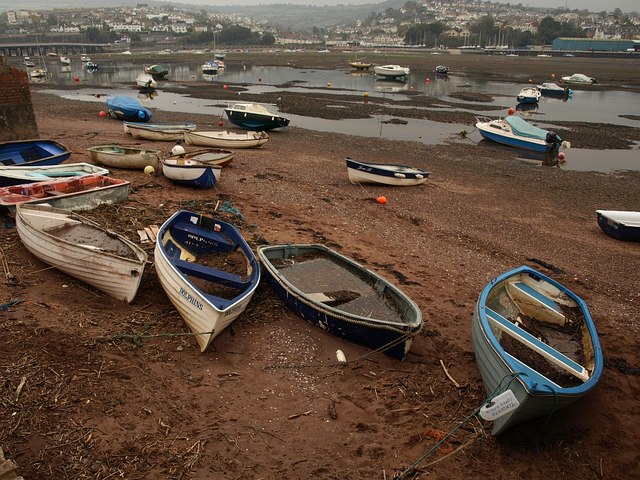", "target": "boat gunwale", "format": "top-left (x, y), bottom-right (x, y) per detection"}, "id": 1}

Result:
top-left (476, 265), bottom-right (603, 396)
top-left (257, 243), bottom-right (422, 333)
top-left (156, 210), bottom-right (261, 314)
